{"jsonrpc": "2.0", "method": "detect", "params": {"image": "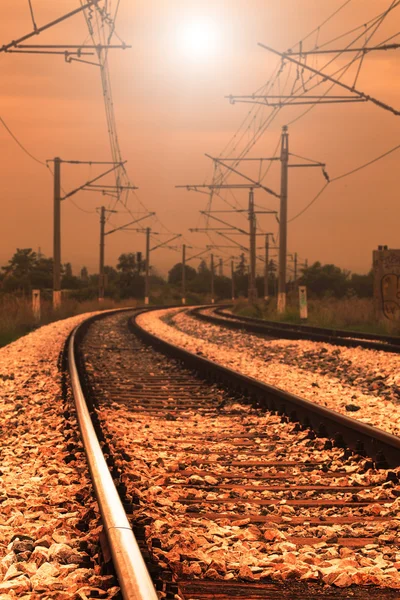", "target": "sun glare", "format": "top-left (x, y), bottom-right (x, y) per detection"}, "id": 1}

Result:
top-left (177, 18), bottom-right (218, 60)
